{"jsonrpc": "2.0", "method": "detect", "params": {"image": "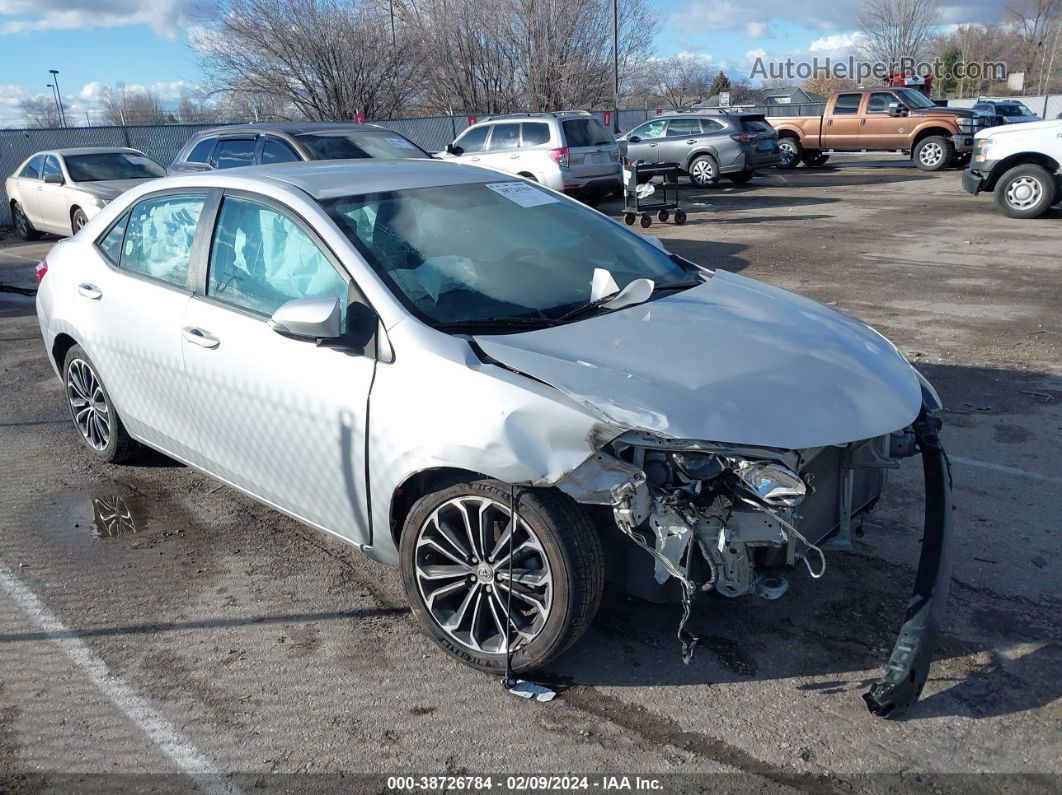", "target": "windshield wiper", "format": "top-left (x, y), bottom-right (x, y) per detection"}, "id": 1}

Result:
top-left (435, 317), bottom-right (556, 332)
top-left (651, 277), bottom-right (703, 294)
